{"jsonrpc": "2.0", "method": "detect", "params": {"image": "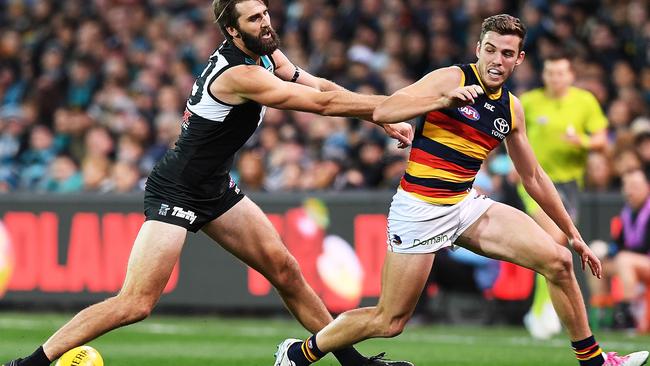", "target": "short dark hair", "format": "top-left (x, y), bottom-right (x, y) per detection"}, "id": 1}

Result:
top-left (545, 49), bottom-right (573, 63)
top-left (212, 0), bottom-right (269, 40)
top-left (480, 14), bottom-right (527, 51)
